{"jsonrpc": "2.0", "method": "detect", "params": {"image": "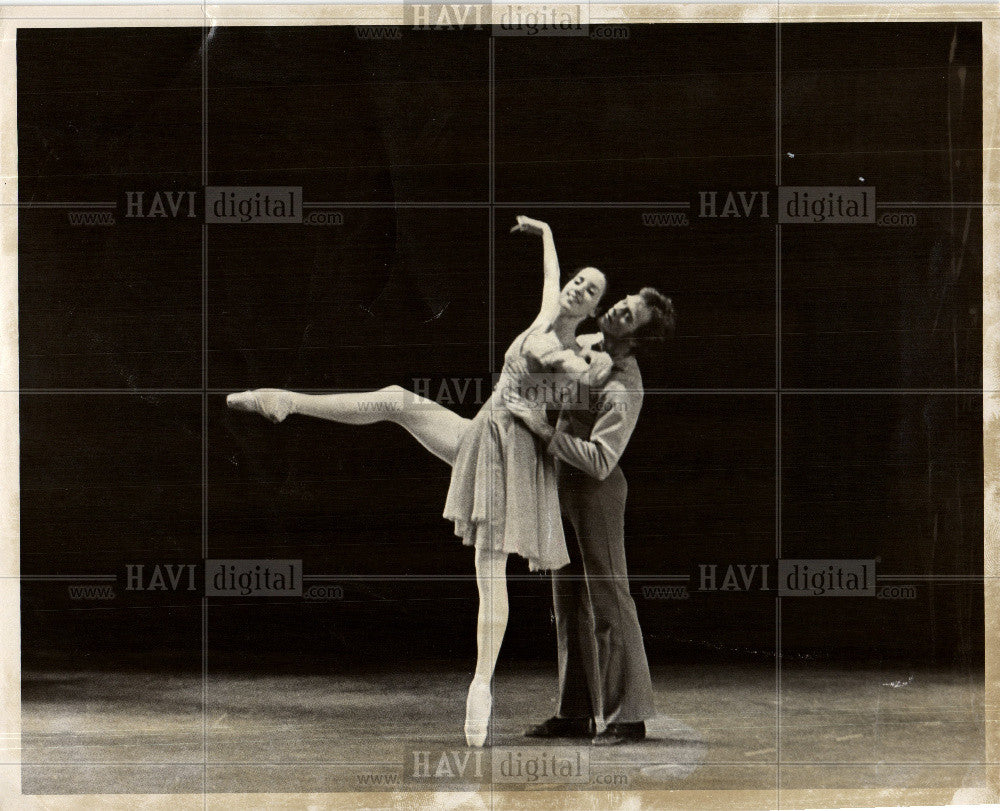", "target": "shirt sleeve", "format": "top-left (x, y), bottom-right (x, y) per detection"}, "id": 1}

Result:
top-left (545, 379), bottom-right (643, 481)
